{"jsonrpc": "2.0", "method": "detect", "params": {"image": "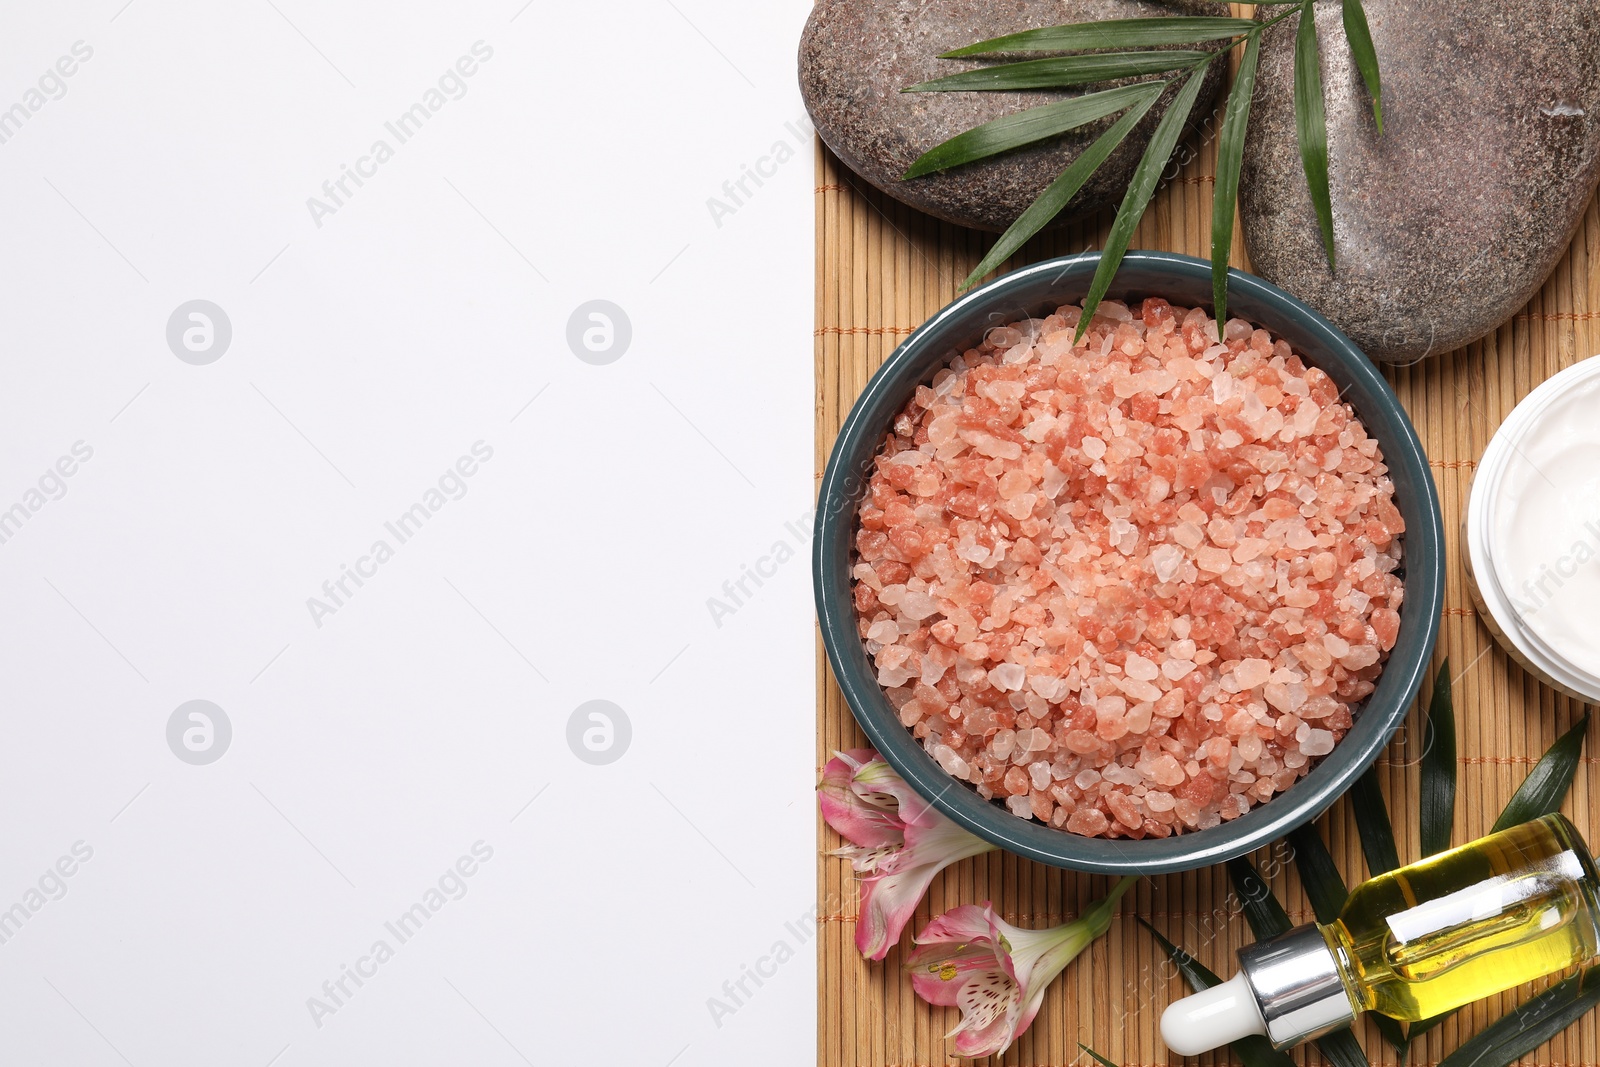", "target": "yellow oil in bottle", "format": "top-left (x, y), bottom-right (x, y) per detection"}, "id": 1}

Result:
top-left (1323, 814), bottom-right (1600, 1021)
